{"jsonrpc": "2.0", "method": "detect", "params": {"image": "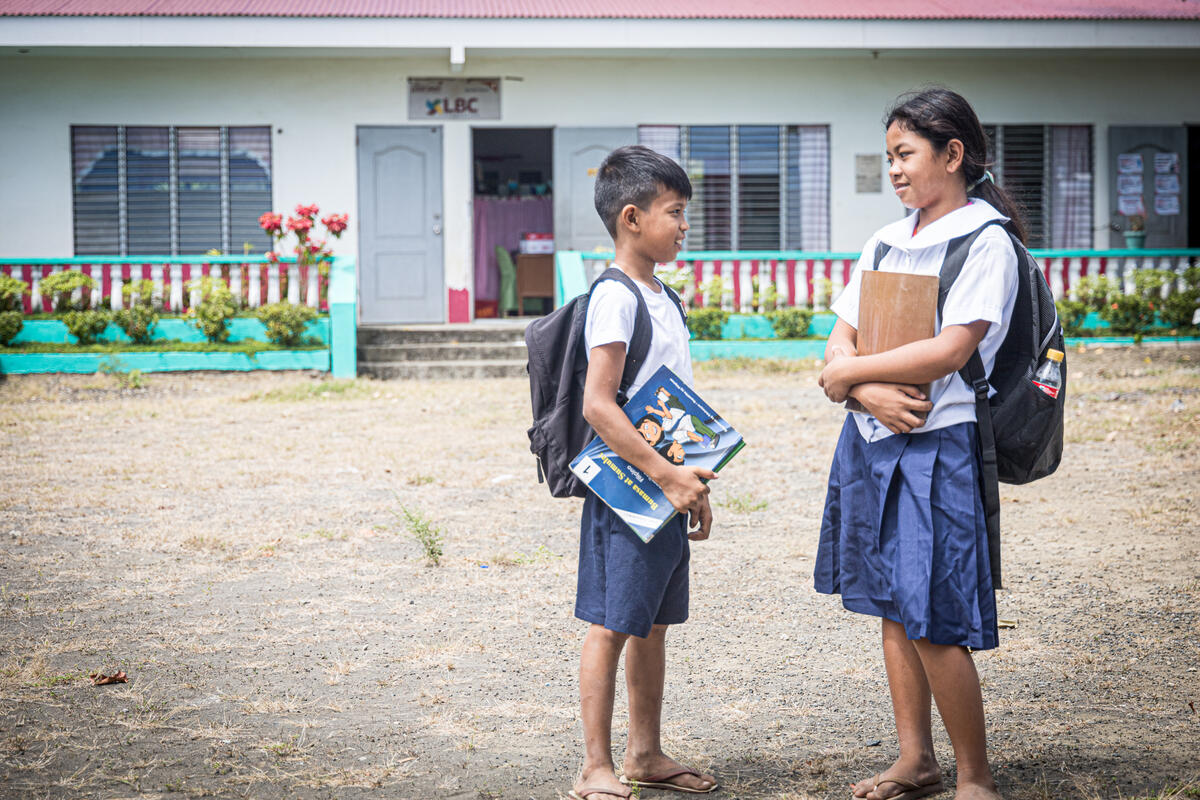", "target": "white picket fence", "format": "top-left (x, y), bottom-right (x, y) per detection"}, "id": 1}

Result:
top-left (580, 252), bottom-right (1200, 313)
top-left (1, 260), bottom-right (326, 313)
